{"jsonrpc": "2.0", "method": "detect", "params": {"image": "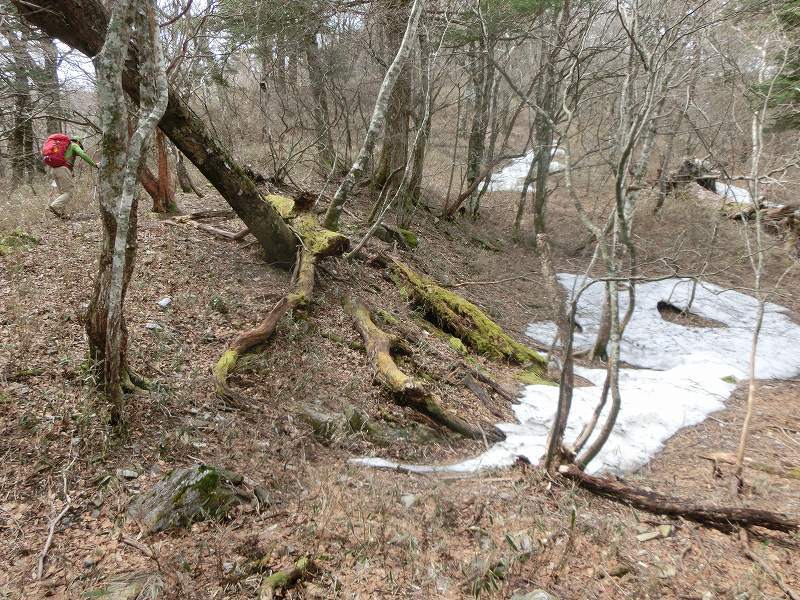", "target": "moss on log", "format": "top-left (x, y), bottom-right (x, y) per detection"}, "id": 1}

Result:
top-left (343, 296), bottom-right (505, 442)
top-left (265, 194), bottom-right (349, 257)
top-left (259, 556), bottom-right (312, 600)
top-left (213, 252), bottom-right (316, 398)
top-left (388, 257), bottom-right (547, 373)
